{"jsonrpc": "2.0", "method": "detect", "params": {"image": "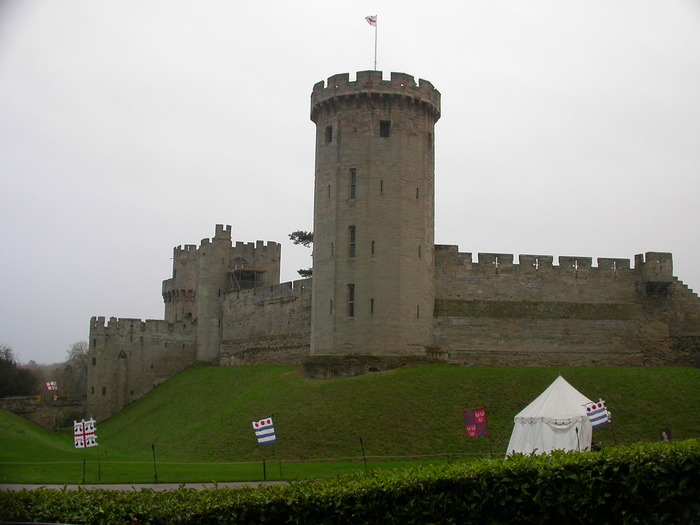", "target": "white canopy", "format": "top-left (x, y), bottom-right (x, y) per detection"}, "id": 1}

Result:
top-left (506, 375), bottom-right (593, 456)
